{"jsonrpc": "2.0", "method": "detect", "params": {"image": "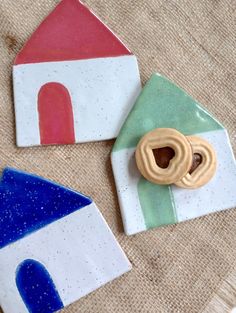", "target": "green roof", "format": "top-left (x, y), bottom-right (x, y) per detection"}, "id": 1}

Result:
top-left (113, 74), bottom-right (223, 151)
